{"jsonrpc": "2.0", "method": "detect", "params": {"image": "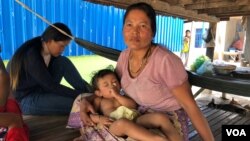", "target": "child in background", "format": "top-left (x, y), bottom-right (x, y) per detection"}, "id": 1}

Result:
top-left (0, 57), bottom-right (29, 141)
top-left (79, 69), bottom-right (182, 141)
top-left (180, 30), bottom-right (191, 66)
